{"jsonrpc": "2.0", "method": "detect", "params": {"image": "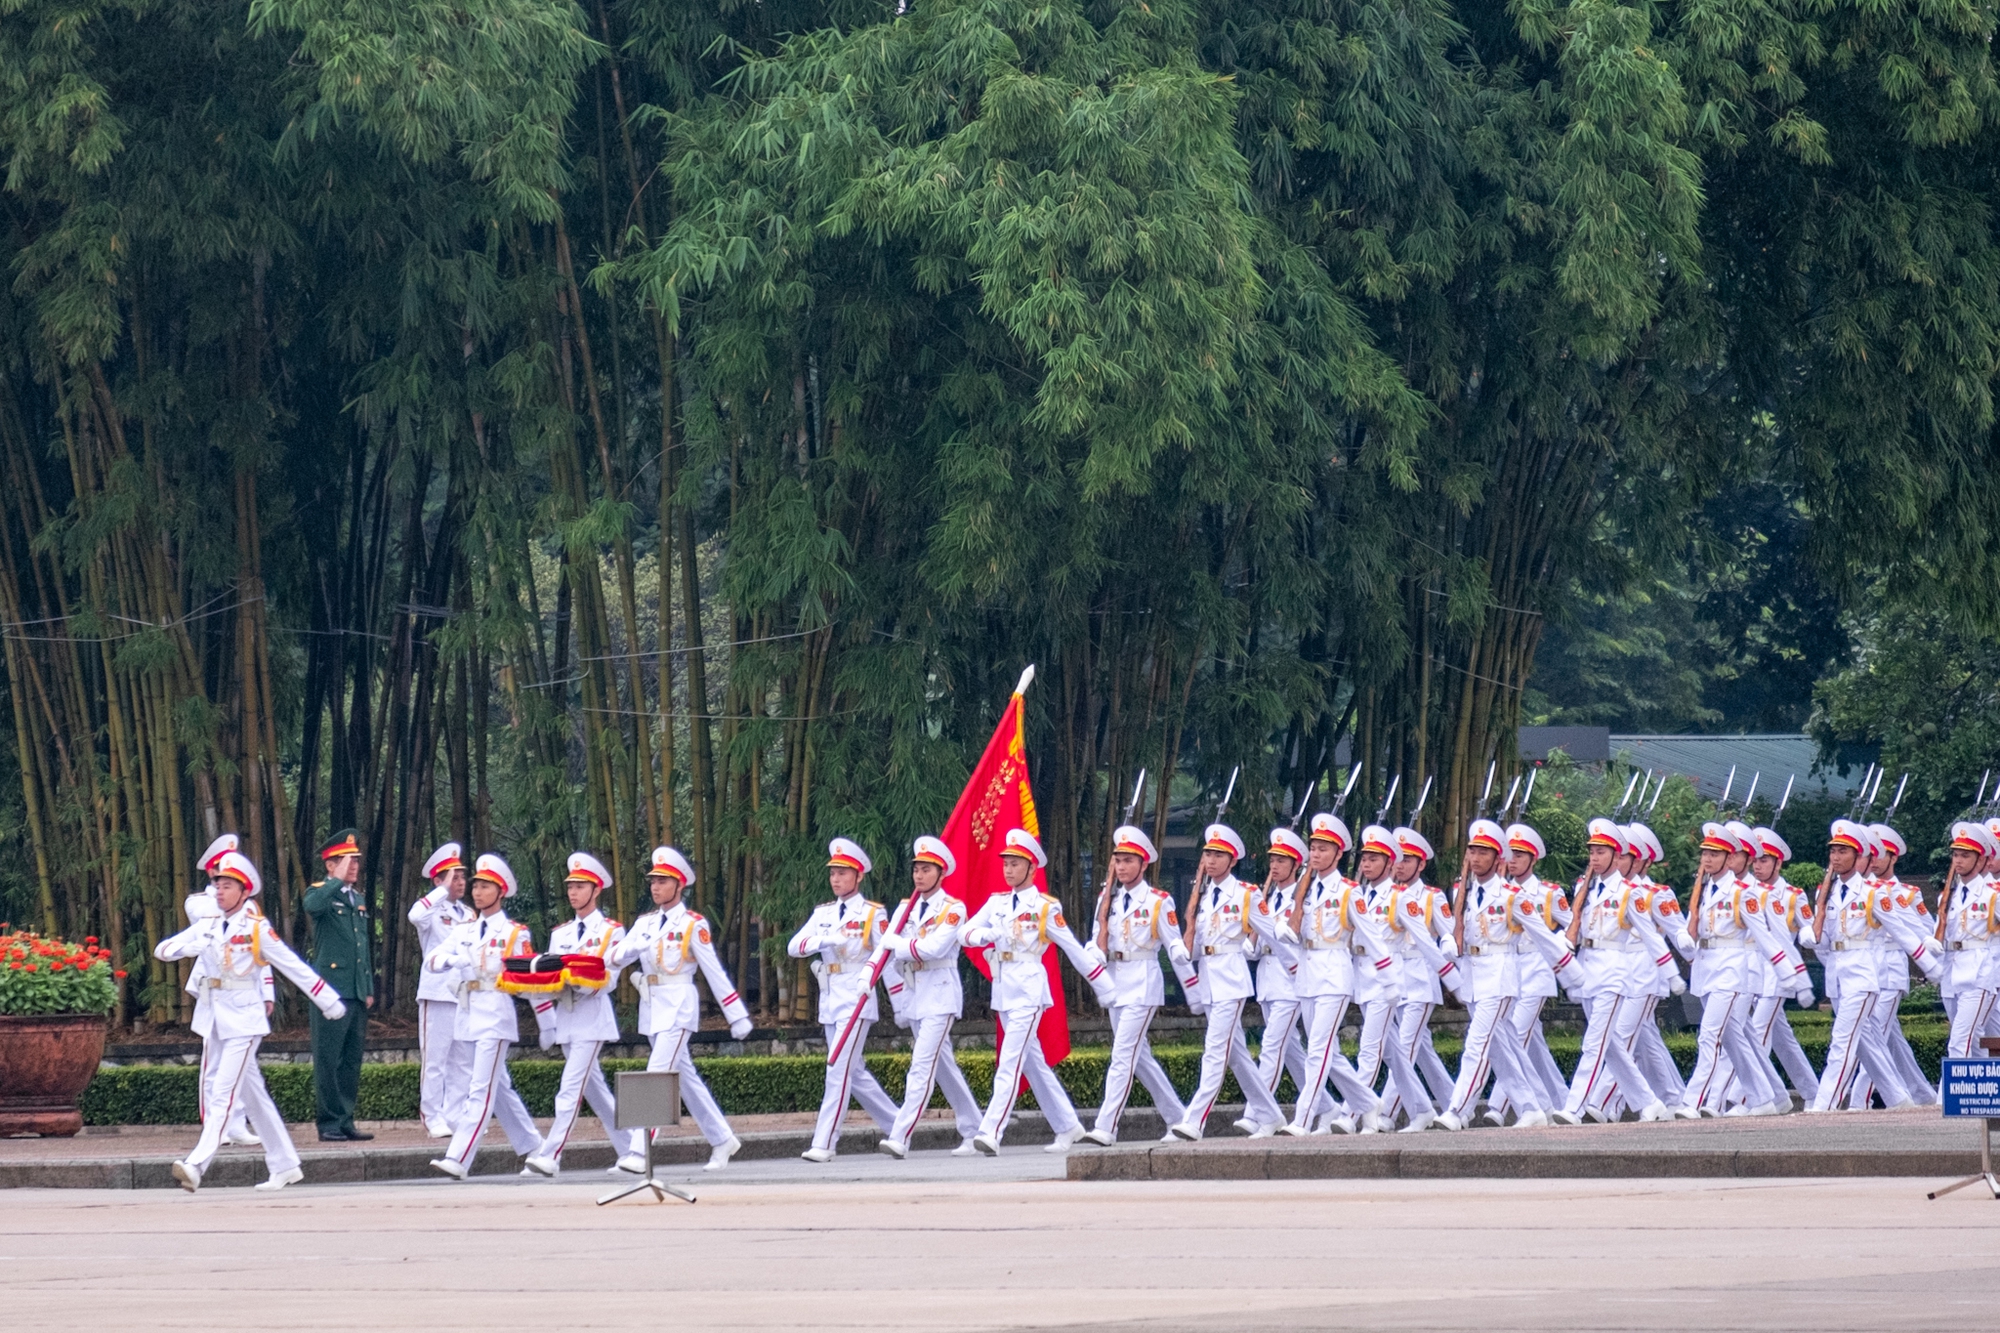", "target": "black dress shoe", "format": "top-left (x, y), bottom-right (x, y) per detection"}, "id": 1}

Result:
top-left (343, 1129), bottom-right (375, 1141)
top-left (317, 1130), bottom-right (350, 1141)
